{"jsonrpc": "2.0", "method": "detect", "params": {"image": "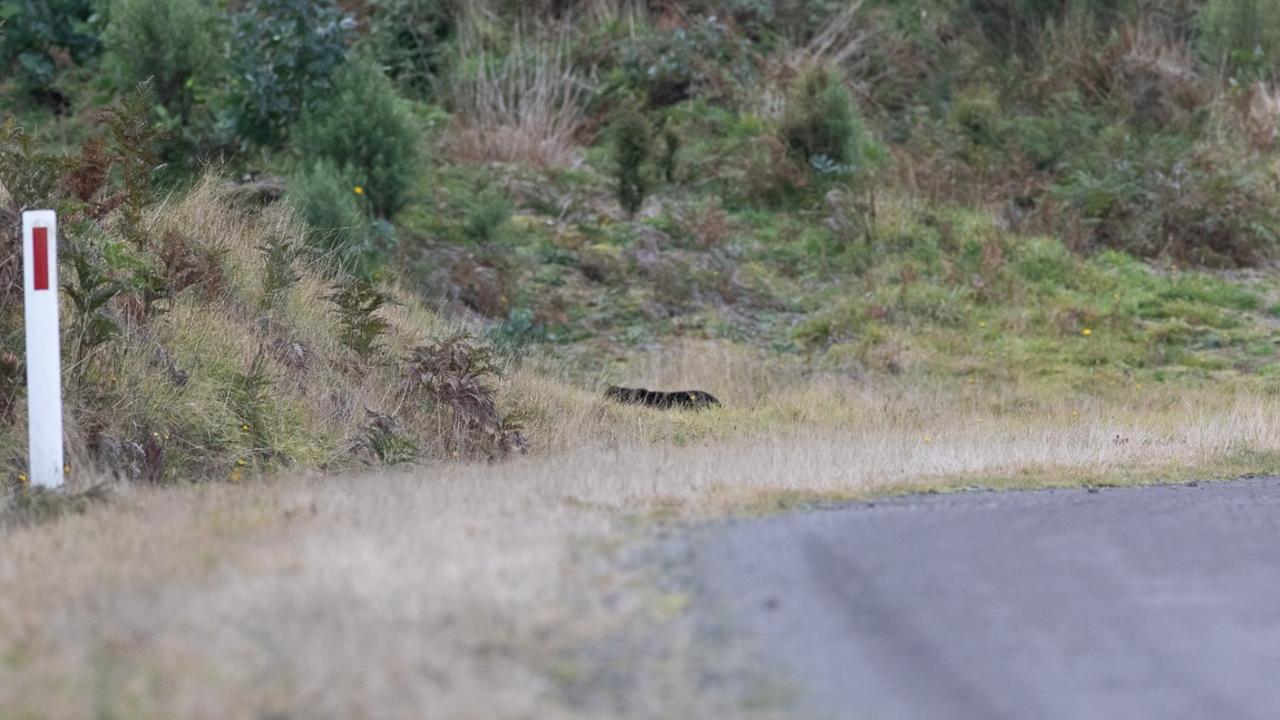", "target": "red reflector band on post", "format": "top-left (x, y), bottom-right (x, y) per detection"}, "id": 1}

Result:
top-left (33, 227), bottom-right (49, 291)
